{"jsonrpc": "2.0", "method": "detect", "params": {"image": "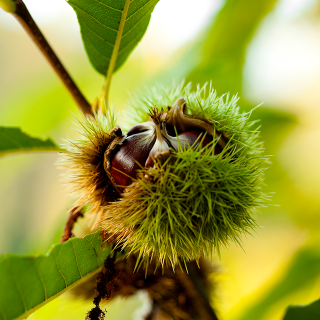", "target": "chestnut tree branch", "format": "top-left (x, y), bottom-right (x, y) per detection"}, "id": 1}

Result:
top-left (178, 262), bottom-right (219, 320)
top-left (11, 0), bottom-right (93, 116)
